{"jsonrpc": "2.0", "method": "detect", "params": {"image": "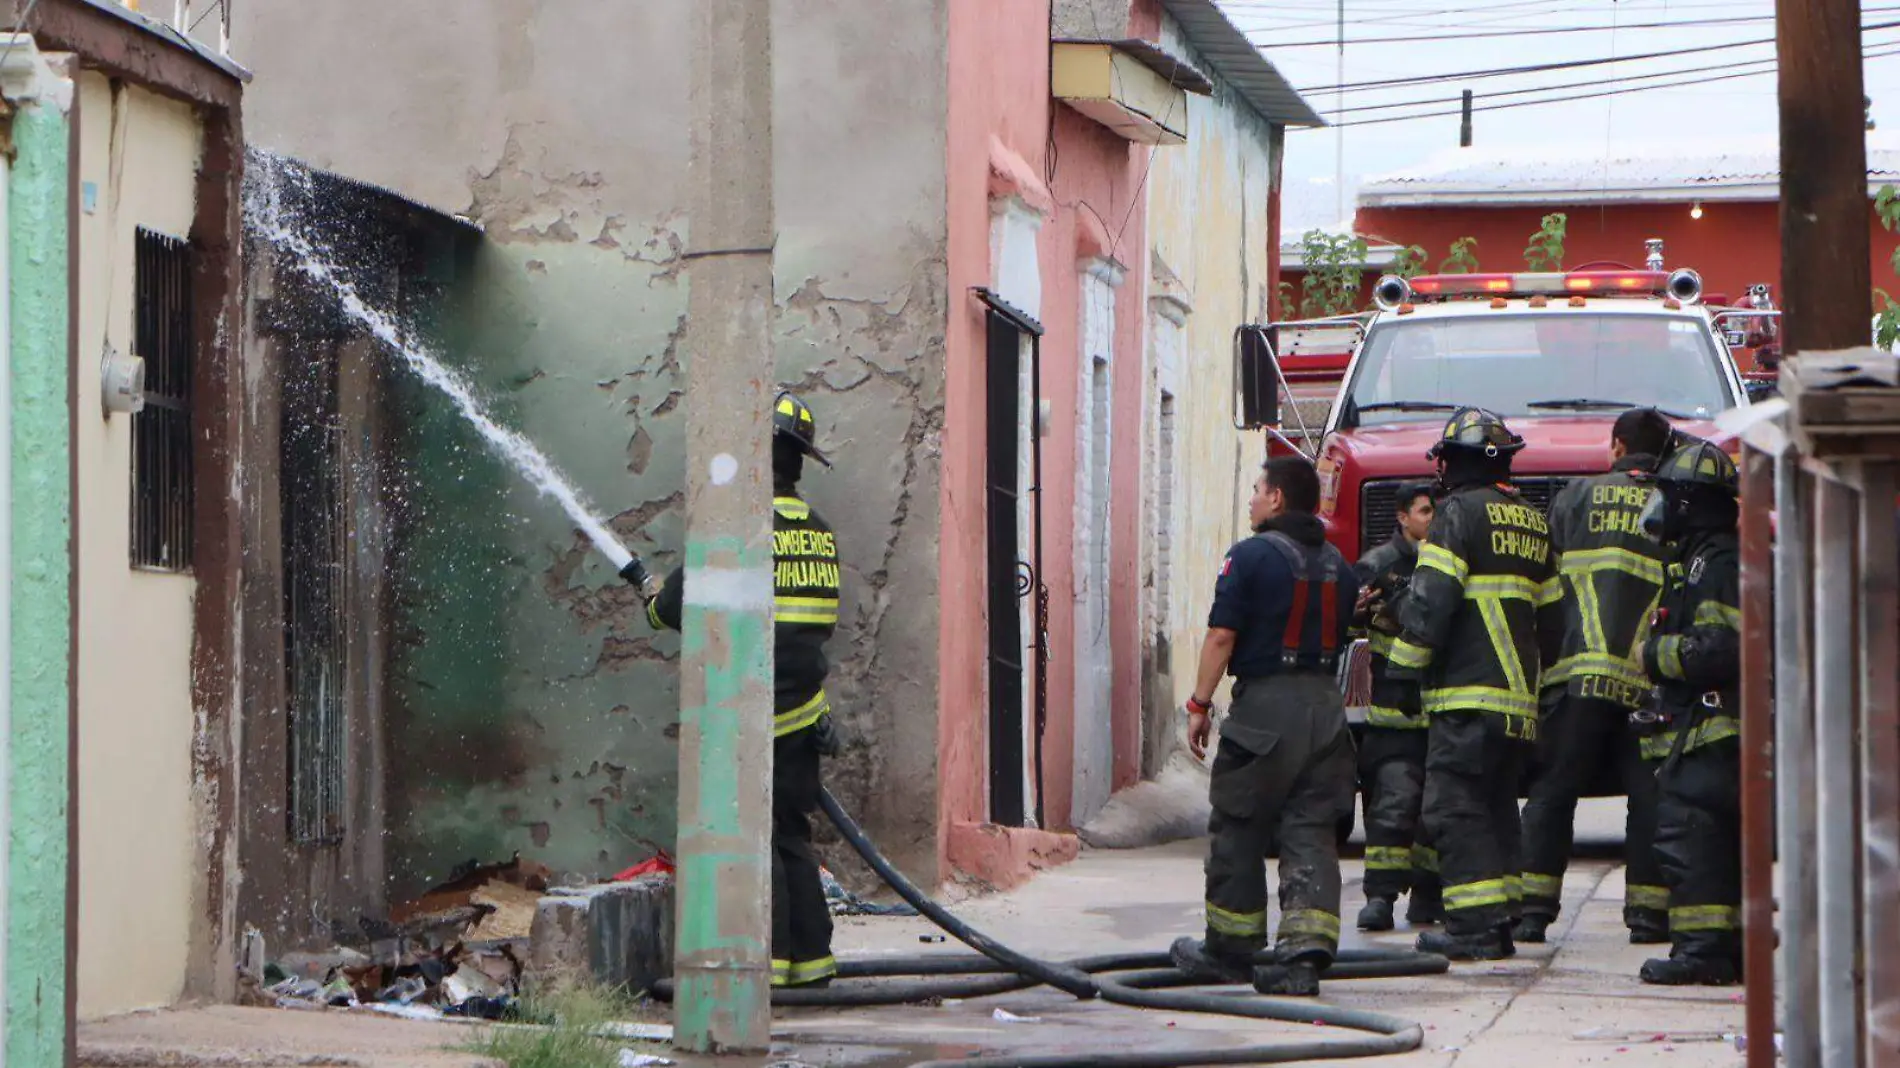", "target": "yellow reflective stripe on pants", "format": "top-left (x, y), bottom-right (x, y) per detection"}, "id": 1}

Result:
top-left (1669, 904), bottom-right (1740, 932)
top-left (1366, 845), bottom-right (1413, 871)
top-left (1627, 884), bottom-right (1670, 911)
top-left (777, 595), bottom-right (839, 625)
top-left (1367, 705), bottom-right (1427, 729)
top-left (1443, 878), bottom-right (1511, 911)
top-left (1694, 600), bottom-right (1742, 630)
top-left (1560, 546), bottom-right (1665, 587)
top-left (1368, 632), bottom-right (1395, 657)
top-left (1419, 542), bottom-right (1470, 583)
top-left (1206, 902), bottom-right (1268, 938)
top-left (1277, 909), bottom-right (1341, 941)
top-left (1388, 636), bottom-right (1433, 670)
top-left (1520, 872), bottom-right (1562, 899)
top-left (776, 690), bottom-right (829, 737)
top-left (1411, 845), bottom-right (1440, 873)
top-left (770, 959), bottom-right (792, 984)
top-left (1422, 686), bottom-right (1537, 719)
top-left (788, 956), bottom-right (837, 984)
top-left (1505, 875), bottom-right (1523, 902)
